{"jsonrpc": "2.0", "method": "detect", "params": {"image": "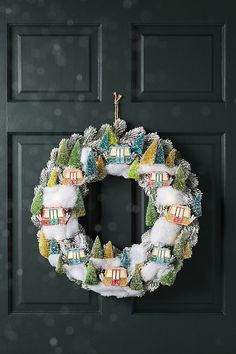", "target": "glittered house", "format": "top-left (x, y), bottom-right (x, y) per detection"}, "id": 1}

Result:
top-left (166, 205), bottom-right (191, 226)
top-left (102, 267), bottom-right (129, 287)
top-left (39, 207), bottom-right (70, 226)
top-left (146, 171), bottom-right (172, 188)
top-left (149, 245), bottom-right (171, 264)
top-left (107, 145), bottom-right (134, 164)
top-left (62, 167), bottom-right (84, 186)
top-left (66, 247), bottom-right (87, 265)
